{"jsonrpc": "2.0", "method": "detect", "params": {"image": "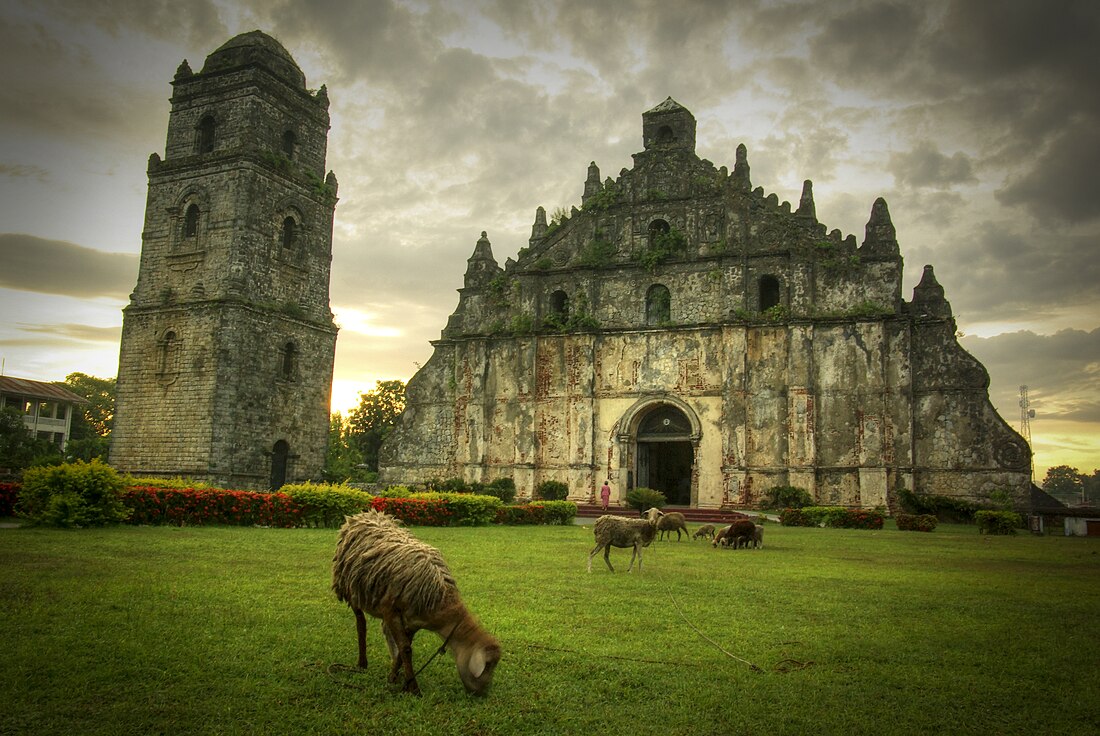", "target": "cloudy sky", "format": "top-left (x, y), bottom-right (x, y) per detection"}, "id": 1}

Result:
top-left (1, 0), bottom-right (1097, 481)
